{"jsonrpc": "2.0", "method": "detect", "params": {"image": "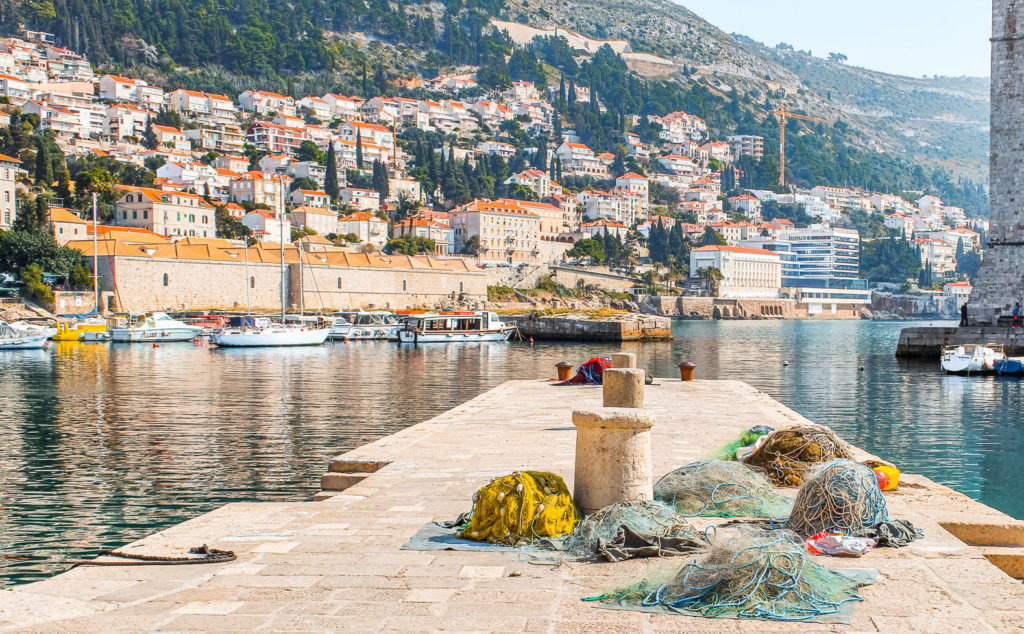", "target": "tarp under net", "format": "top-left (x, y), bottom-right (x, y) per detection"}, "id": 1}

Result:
top-left (457, 471), bottom-right (580, 545)
top-left (559, 357), bottom-right (611, 385)
top-left (653, 460), bottom-right (794, 518)
top-left (786, 459), bottom-right (889, 538)
top-left (561, 500), bottom-right (708, 561)
top-left (594, 526), bottom-right (868, 622)
top-left (742, 425), bottom-right (855, 487)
